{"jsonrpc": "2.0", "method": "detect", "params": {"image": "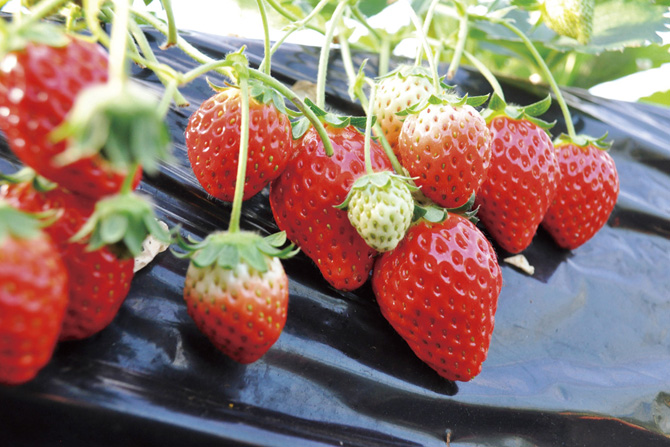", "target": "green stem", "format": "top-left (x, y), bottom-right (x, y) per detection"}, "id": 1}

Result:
top-left (495, 18), bottom-right (576, 139)
top-left (16, 0), bottom-right (70, 28)
top-left (157, 78), bottom-right (178, 118)
top-left (349, 4), bottom-right (382, 44)
top-left (259, 0), bottom-right (331, 73)
top-left (338, 12), bottom-right (357, 101)
top-left (121, 163), bottom-right (140, 194)
top-left (264, 0), bottom-right (325, 34)
top-left (108, 0), bottom-right (131, 84)
top-left (316, 0), bottom-right (348, 109)
top-left (255, 0), bottom-right (272, 76)
top-left (180, 57), bottom-right (236, 85)
top-left (463, 49), bottom-right (504, 101)
top-left (248, 68), bottom-right (334, 157)
top-left (363, 83), bottom-right (377, 175)
top-left (408, 3), bottom-right (439, 91)
top-left (127, 15), bottom-right (188, 106)
top-left (228, 73), bottom-right (250, 234)
top-left (159, 0), bottom-right (178, 48)
top-left (446, 9), bottom-right (469, 80)
top-left (378, 35), bottom-right (391, 77)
